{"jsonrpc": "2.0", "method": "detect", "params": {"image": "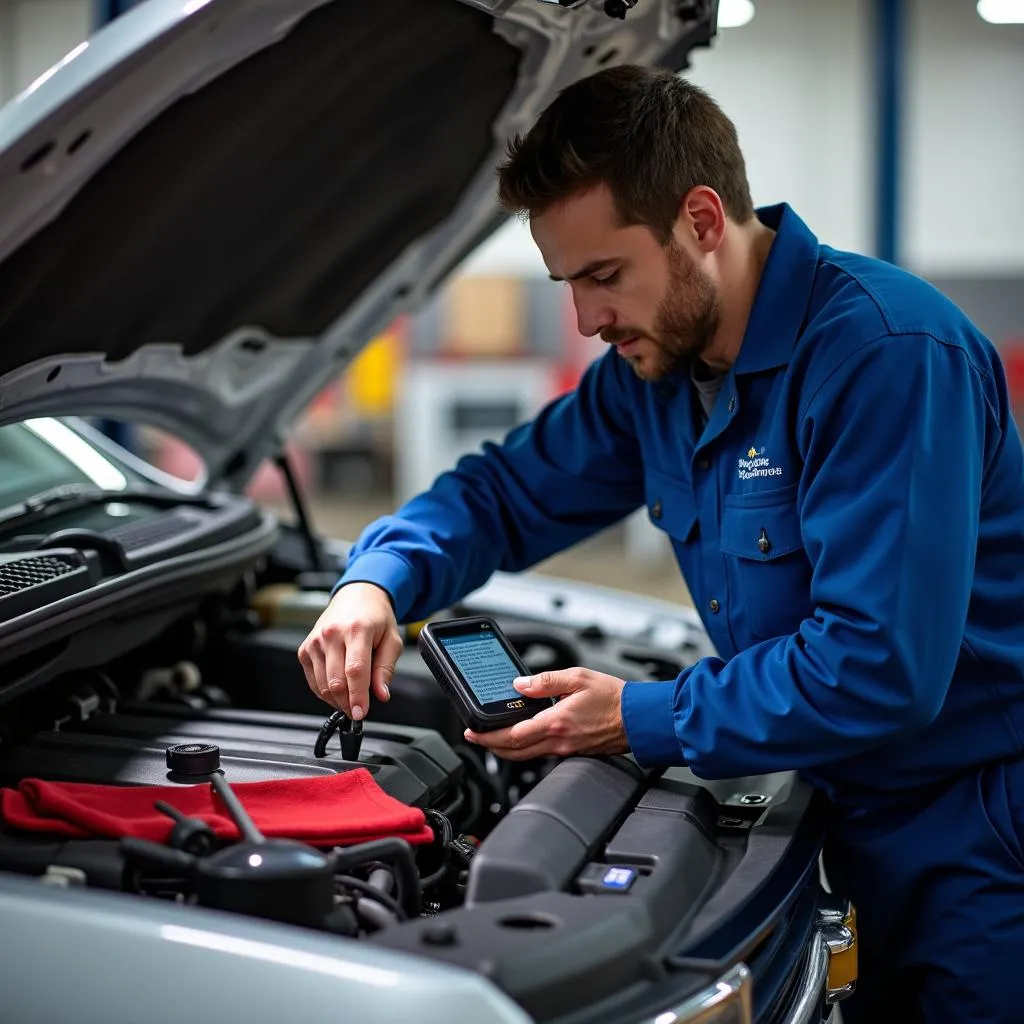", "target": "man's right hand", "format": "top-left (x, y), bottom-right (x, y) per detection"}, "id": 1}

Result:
top-left (298, 582), bottom-right (402, 721)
